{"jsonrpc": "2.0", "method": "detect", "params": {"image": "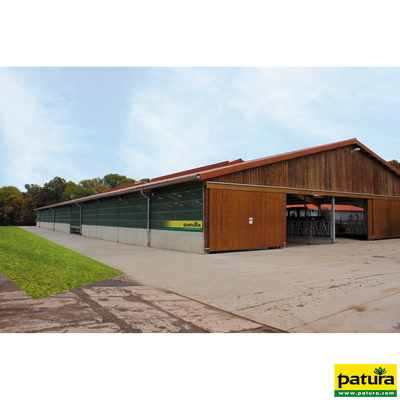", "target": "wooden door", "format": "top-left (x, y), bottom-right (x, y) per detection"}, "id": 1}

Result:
top-left (208, 189), bottom-right (286, 252)
top-left (371, 199), bottom-right (400, 239)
